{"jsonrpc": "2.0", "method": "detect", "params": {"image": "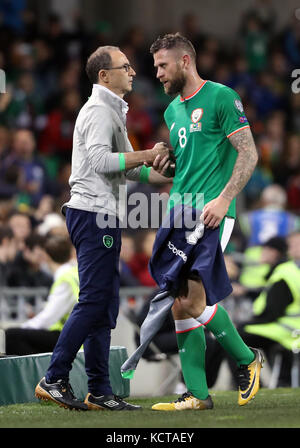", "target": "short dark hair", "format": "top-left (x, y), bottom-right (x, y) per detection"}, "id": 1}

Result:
top-left (0, 226), bottom-right (13, 244)
top-left (263, 236), bottom-right (288, 255)
top-left (44, 235), bottom-right (72, 264)
top-left (85, 45), bottom-right (120, 84)
top-left (25, 233), bottom-right (46, 250)
top-left (150, 32), bottom-right (196, 62)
